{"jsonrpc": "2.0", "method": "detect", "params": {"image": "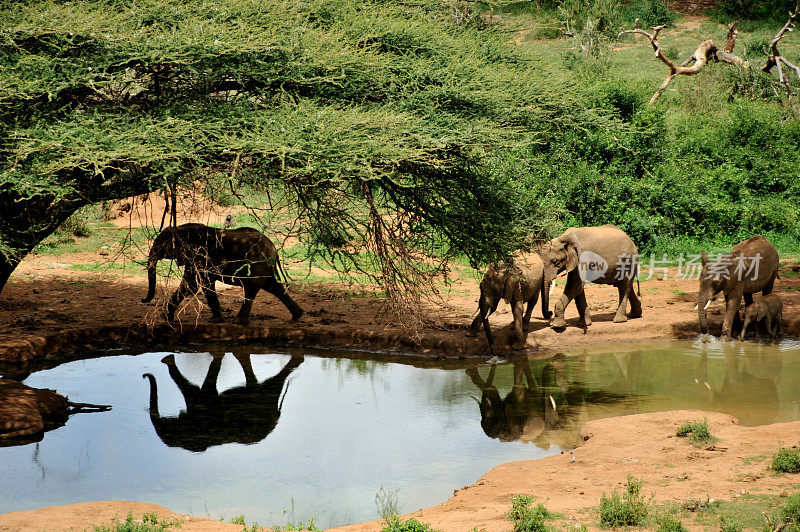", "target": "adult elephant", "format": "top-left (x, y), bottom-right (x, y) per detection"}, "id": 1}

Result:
top-left (697, 235), bottom-right (778, 342)
top-left (465, 252), bottom-right (550, 355)
top-left (141, 223), bottom-right (303, 324)
top-left (142, 353), bottom-right (303, 452)
top-left (538, 225), bottom-right (641, 329)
